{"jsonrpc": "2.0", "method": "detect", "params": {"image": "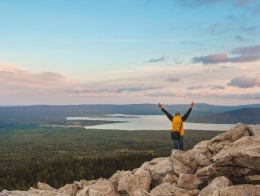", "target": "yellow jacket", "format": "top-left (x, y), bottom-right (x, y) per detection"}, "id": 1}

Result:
top-left (172, 115), bottom-right (184, 136)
